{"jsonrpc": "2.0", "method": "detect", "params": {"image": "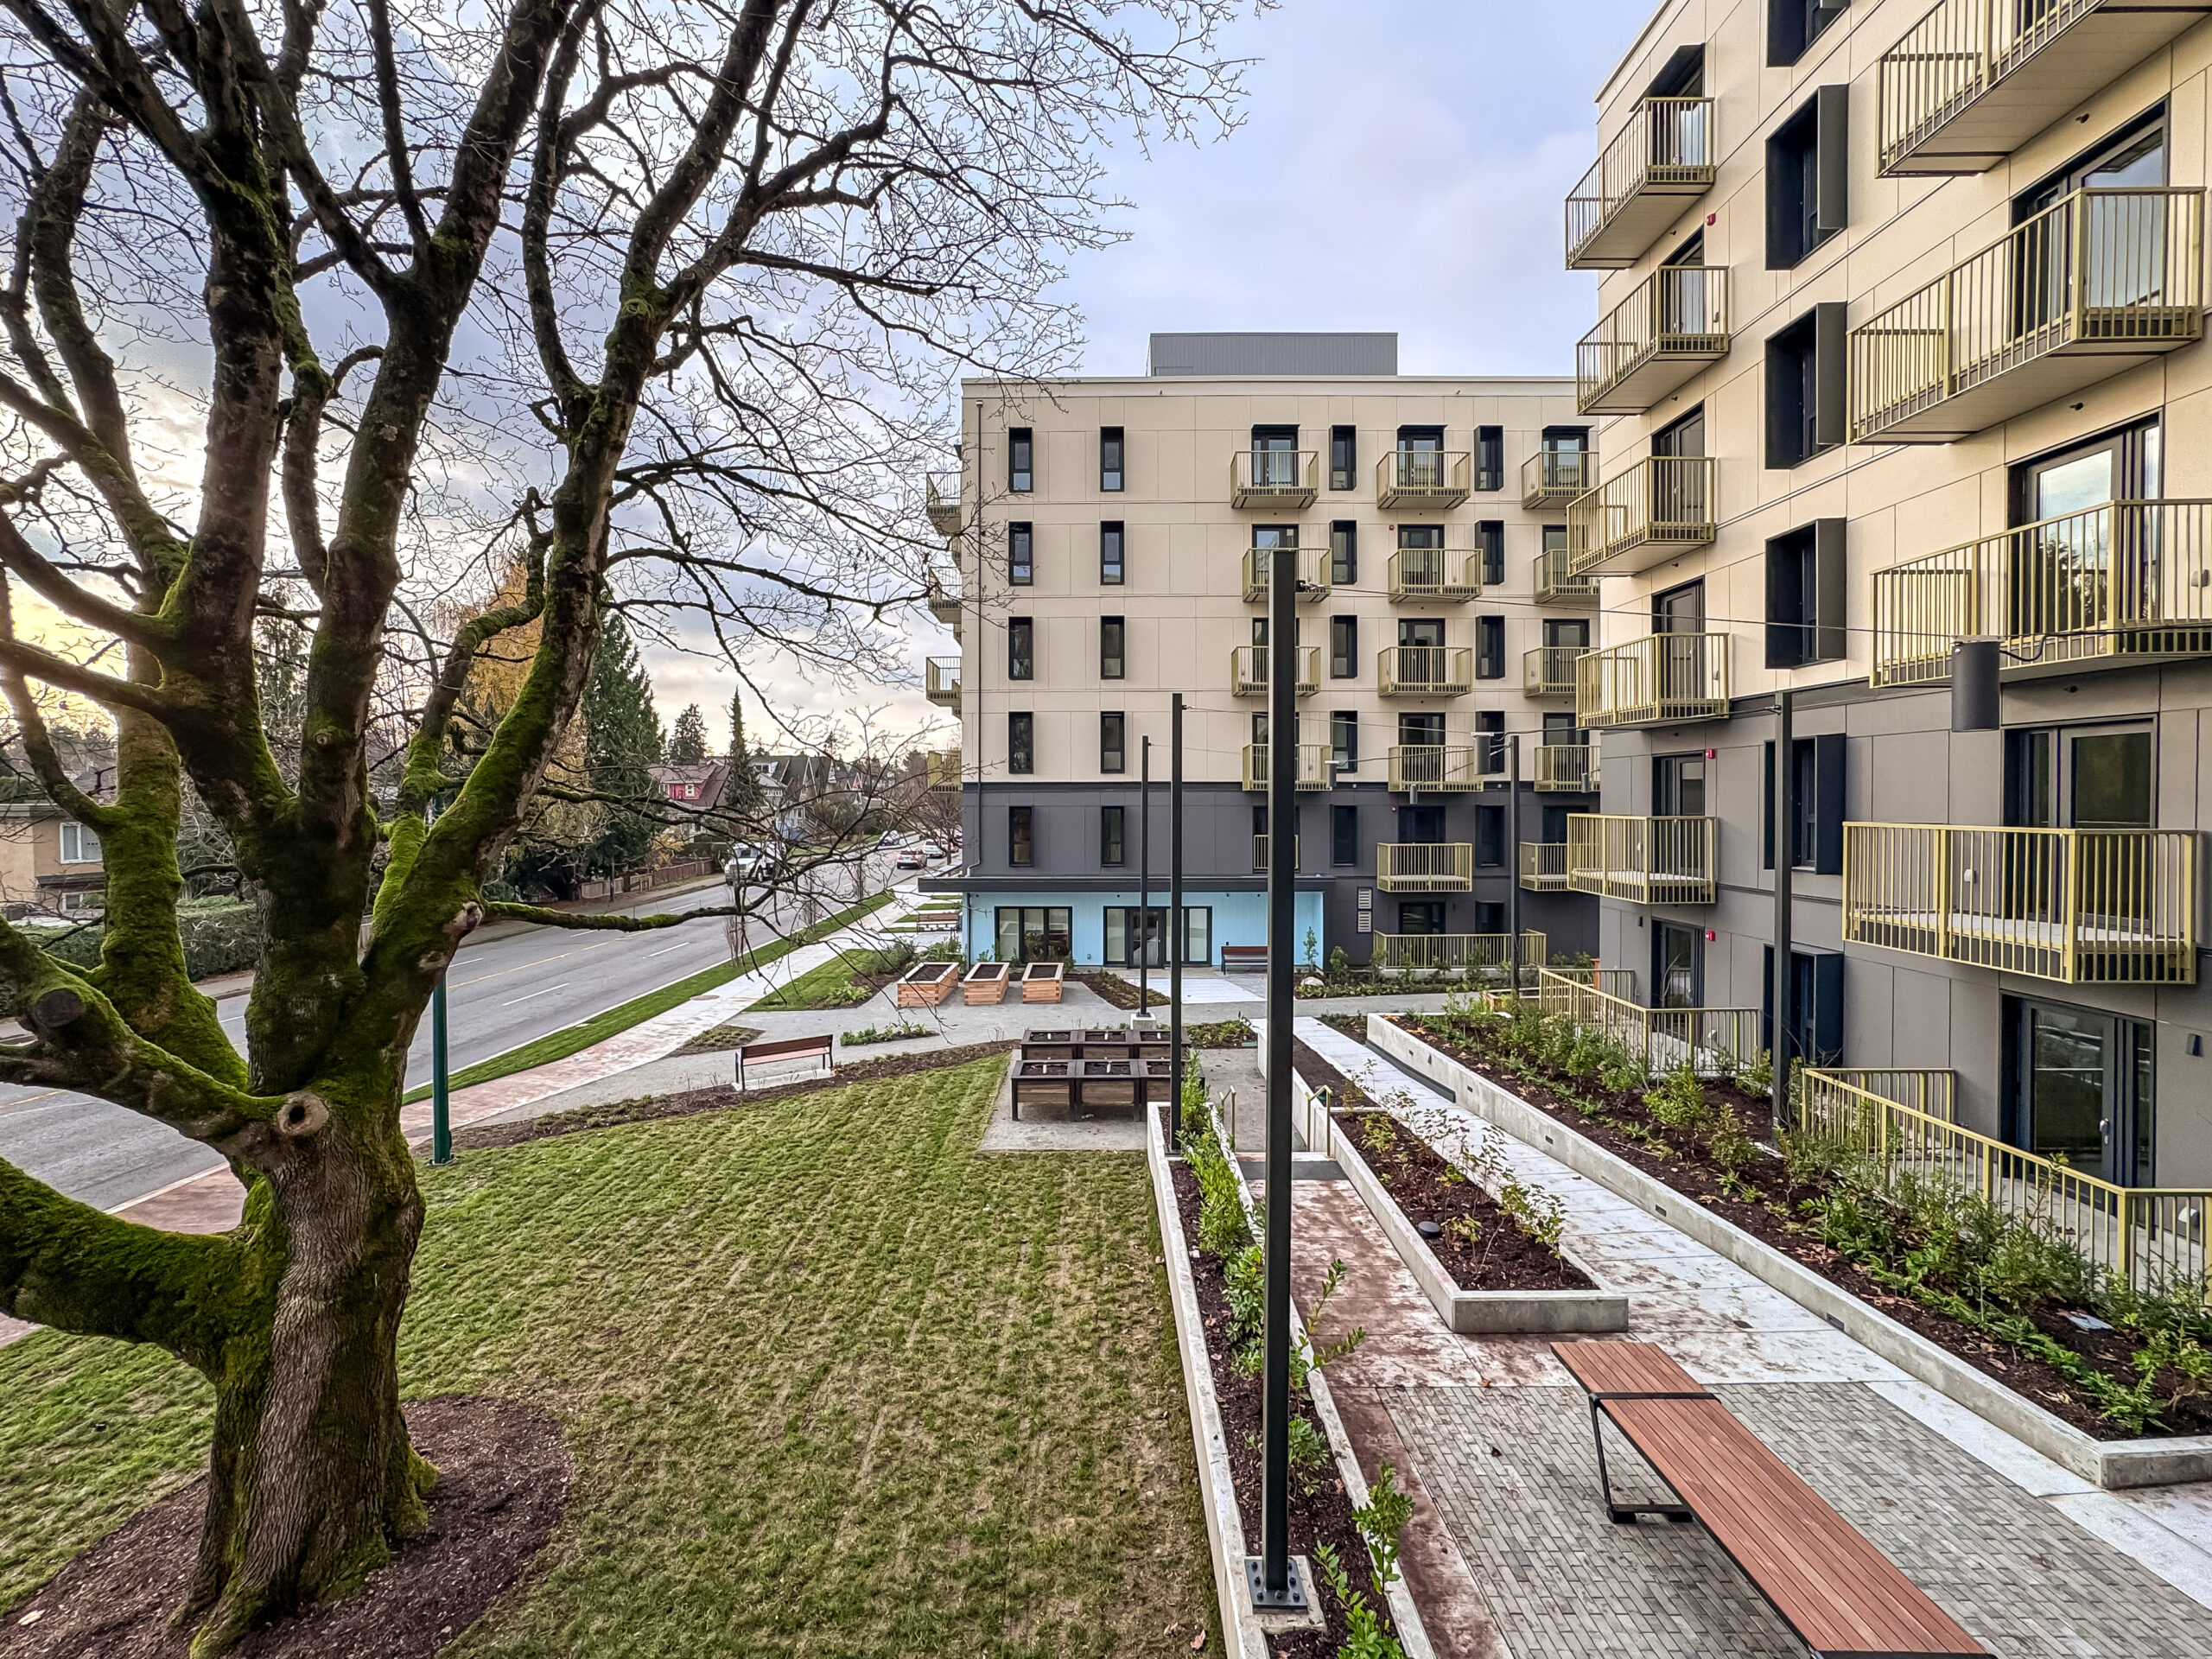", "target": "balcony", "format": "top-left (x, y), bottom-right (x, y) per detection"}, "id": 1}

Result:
top-left (1230, 448), bottom-right (1319, 509)
top-left (1535, 542), bottom-right (1599, 605)
top-left (1386, 546), bottom-right (1483, 603)
top-left (1373, 930), bottom-right (1545, 978)
top-left (1376, 449), bottom-right (1471, 511)
top-left (1243, 545), bottom-right (1332, 603)
top-left (924, 655), bottom-right (961, 708)
top-left (1567, 814), bottom-right (1718, 905)
top-left (925, 750), bottom-right (961, 791)
top-left (1387, 743), bottom-right (1493, 792)
top-left (925, 471), bottom-right (963, 536)
top-left (1377, 645), bottom-right (1475, 697)
top-left (1565, 96), bottom-right (1715, 269)
top-left (1250, 834), bottom-right (1300, 873)
top-left (1523, 645), bottom-right (1584, 697)
top-left (925, 569), bottom-right (962, 632)
top-left (1878, 0), bottom-right (2212, 176)
top-left (1842, 823), bottom-right (2197, 984)
top-left (1576, 266), bottom-right (1728, 415)
top-left (1576, 632), bottom-right (1728, 728)
top-left (1850, 188), bottom-right (2204, 444)
top-left (1567, 454), bottom-right (1716, 575)
top-left (1872, 499), bottom-right (2212, 688)
top-left (1376, 842), bottom-right (1475, 893)
top-left (1534, 743), bottom-right (1594, 792)
top-left (1242, 742), bottom-right (1331, 791)
top-left (1522, 448), bottom-right (1595, 510)
top-left (1229, 645), bottom-right (1319, 699)
top-left (1520, 842), bottom-right (1568, 892)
